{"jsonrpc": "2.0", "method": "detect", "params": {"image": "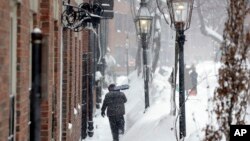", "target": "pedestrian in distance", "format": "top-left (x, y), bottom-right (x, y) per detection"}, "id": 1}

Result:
top-left (168, 68), bottom-right (175, 87)
top-left (101, 84), bottom-right (127, 141)
top-left (189, 65), bottom-right (198, 96)
top-left (184, 64), bottom-right (192, 95)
